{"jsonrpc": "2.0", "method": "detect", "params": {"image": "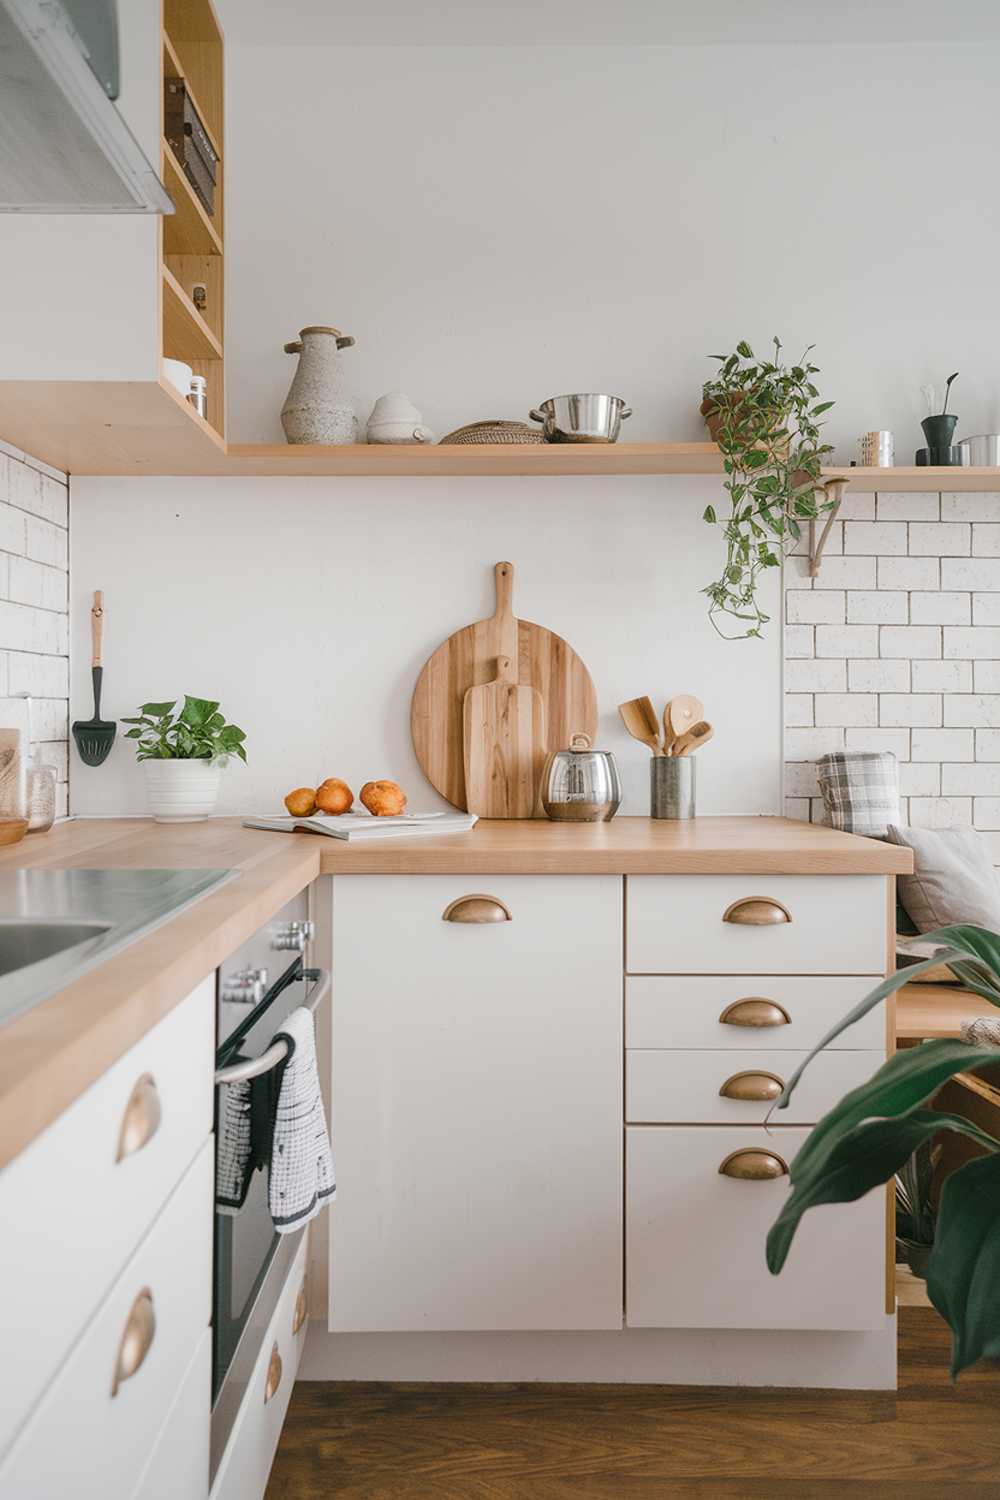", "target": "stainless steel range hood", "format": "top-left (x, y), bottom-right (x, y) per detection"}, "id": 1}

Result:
top-left (0, 0), bottom-right (173, 212)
